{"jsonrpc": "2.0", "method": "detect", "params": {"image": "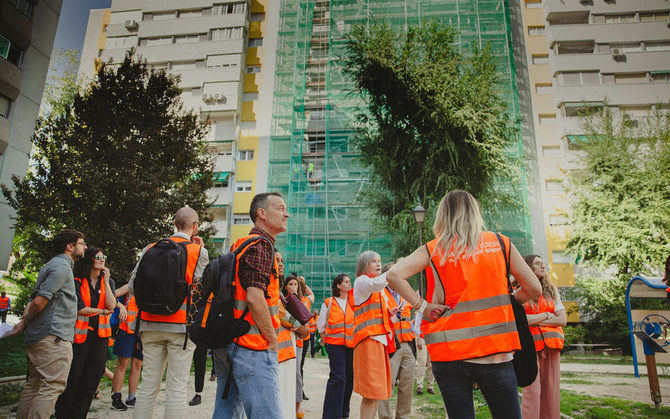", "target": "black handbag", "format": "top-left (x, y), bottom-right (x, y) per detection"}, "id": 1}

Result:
top-left (495, 233), bottom-right (538, 388)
